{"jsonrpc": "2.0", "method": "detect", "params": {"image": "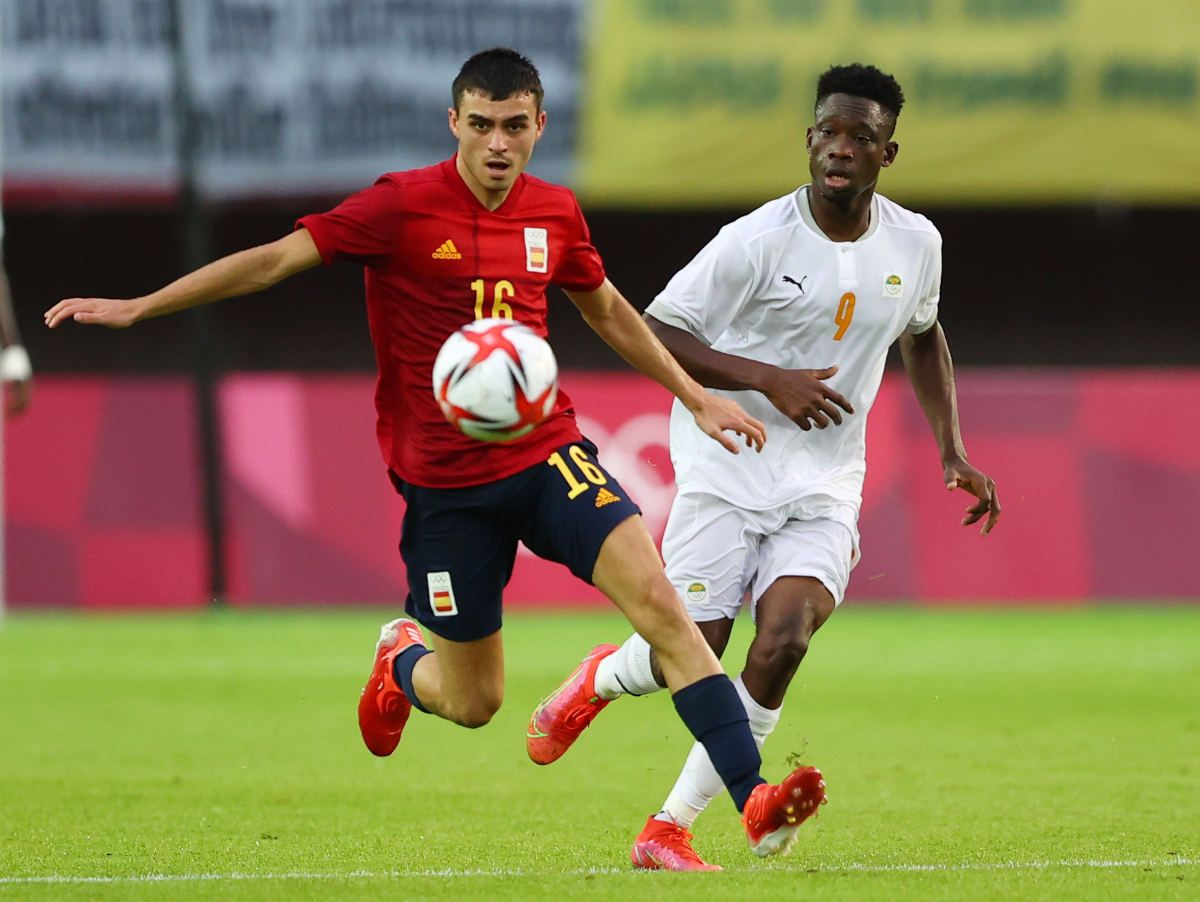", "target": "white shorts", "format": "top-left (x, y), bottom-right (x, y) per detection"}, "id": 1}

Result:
top-left (661, 491), bottom-right (860, 623)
